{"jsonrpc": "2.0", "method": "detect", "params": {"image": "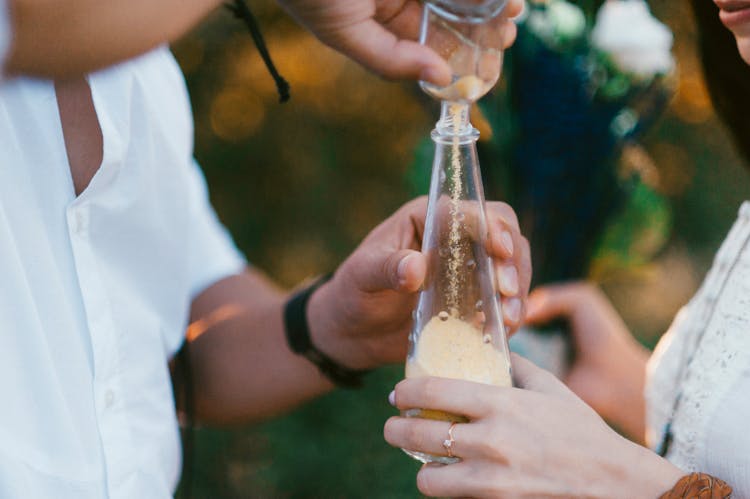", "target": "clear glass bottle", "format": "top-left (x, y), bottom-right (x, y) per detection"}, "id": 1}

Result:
top-left (403, 0), bottom-right (513, 465)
